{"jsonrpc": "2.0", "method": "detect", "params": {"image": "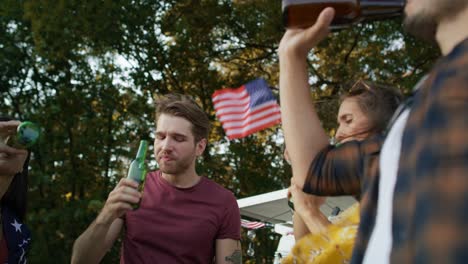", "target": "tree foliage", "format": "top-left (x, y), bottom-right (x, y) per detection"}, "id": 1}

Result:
top-left (0, 0), bottom-right (438, 262)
